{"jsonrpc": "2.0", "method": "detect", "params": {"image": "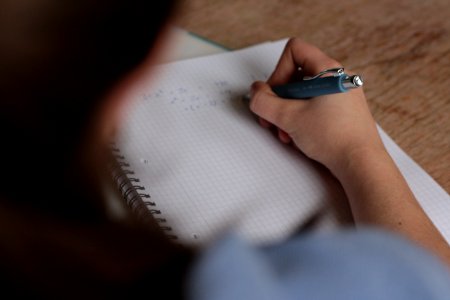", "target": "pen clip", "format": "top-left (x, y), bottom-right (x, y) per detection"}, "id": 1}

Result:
top-left (302, 67), bottom-right (345, 81)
